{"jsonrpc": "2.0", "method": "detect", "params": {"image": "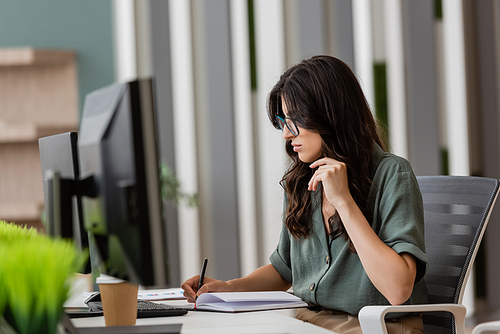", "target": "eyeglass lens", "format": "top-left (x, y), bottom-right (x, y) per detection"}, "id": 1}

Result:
top-left (276, 116), bottom-right (299, 136)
